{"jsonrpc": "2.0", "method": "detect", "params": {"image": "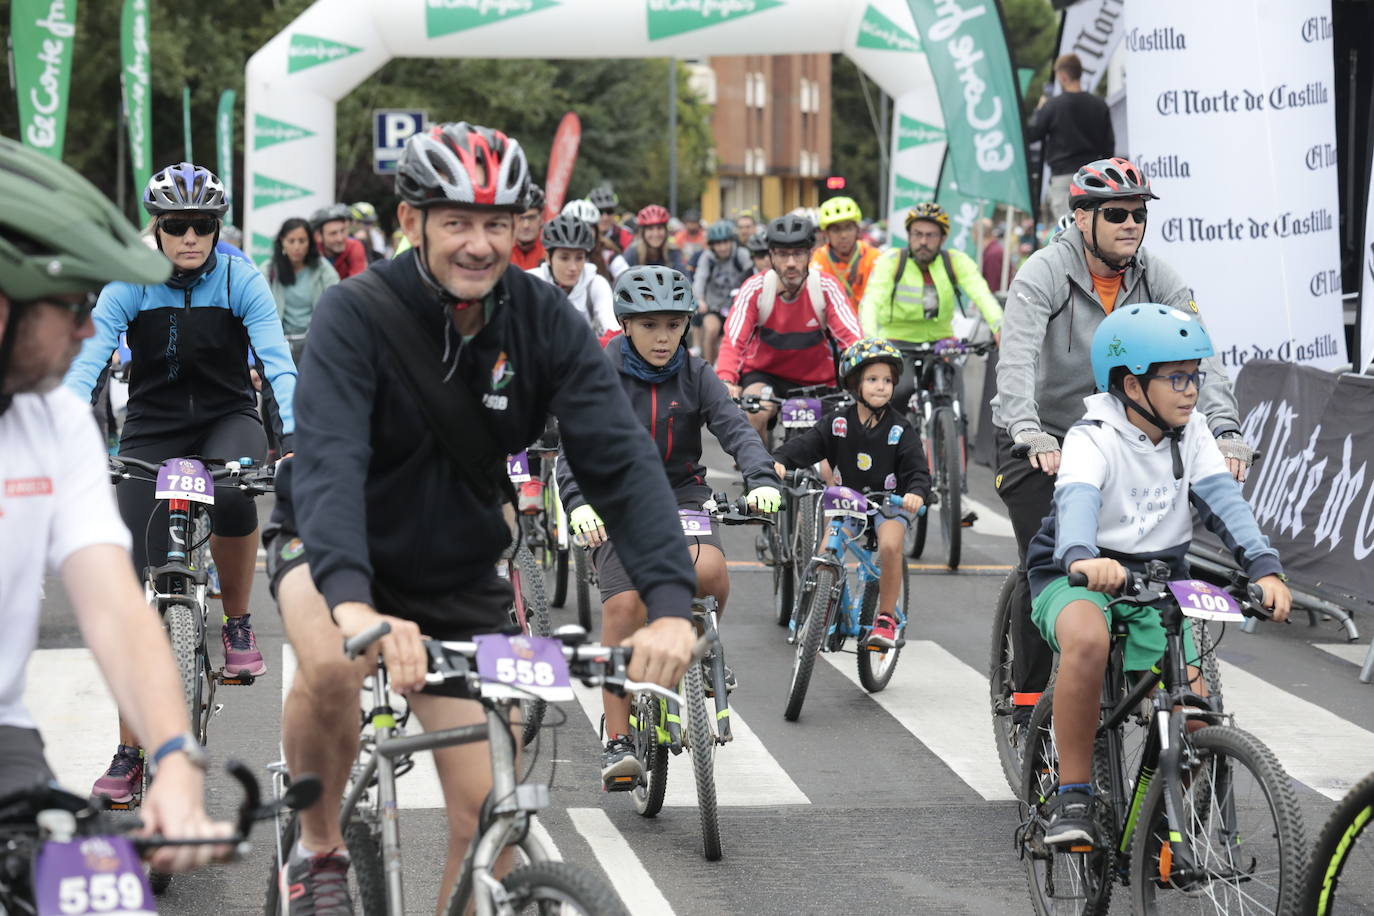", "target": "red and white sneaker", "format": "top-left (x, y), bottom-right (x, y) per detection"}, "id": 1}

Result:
top-left (864, 614), bottom-right (899, 649)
